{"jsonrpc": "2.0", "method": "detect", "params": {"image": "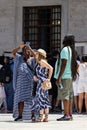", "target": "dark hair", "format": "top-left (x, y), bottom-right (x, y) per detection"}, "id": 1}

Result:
top-left (75, 51), bottom-right (80, 62)
top-left (63, 35), bottom-right (75, 47)
top-left (22, 46), bottom-right (26, 53)
top-left (81, 56), bottom-right (87, 62)
top-left (4, 56), bottom-right (10, 64)
top-left (52, 50), bottom-right (60, 57)
top-left (63, 35), bottom-right (78, 81)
